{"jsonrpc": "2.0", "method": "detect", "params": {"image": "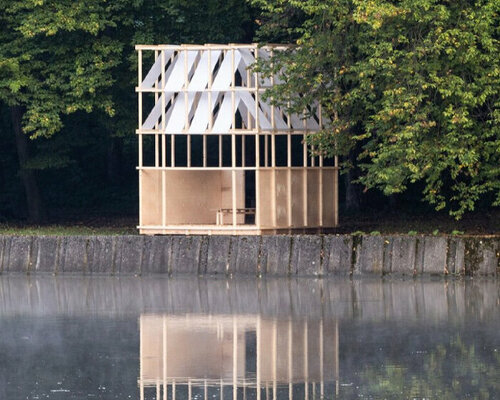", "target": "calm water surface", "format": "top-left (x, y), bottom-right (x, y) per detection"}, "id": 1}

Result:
top-left (0, 276), bottom-right (498, 399)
